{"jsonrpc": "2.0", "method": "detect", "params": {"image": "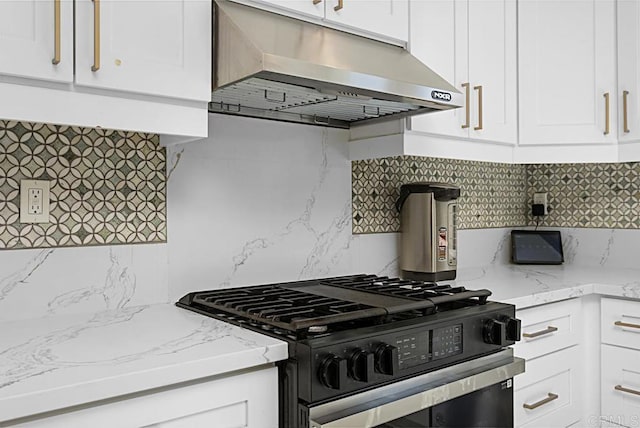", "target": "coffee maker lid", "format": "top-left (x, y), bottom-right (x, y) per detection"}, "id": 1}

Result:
top-left (396, 182), bottom-right (460, 211)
